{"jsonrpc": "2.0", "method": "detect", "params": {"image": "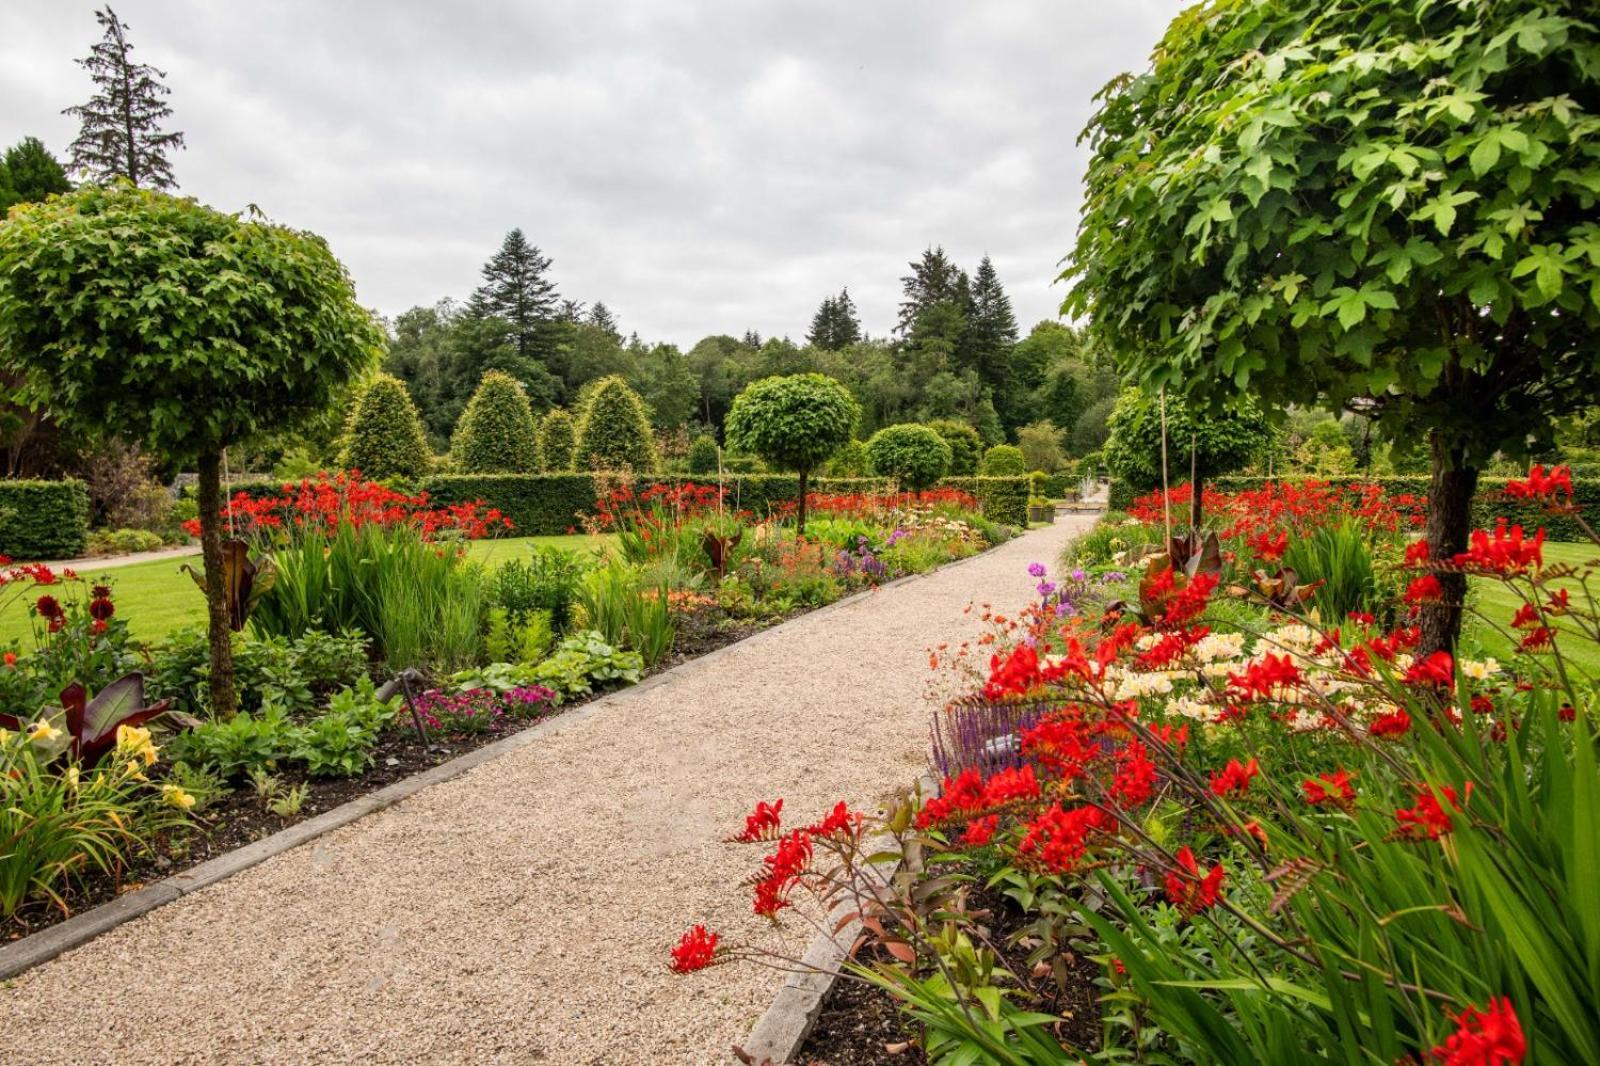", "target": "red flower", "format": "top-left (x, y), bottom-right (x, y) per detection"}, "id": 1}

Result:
top-left (1302, 769), bottom-right (1356, 808)
top-left (669, 925), bottom-right (720, 973)
top-left (1209, 757), bottom-right (1259, 798)
top-left (1016, 803), bottom-right (1107, 873)
top-left (1405, 575), bottom-right (1444, 605)
top-left (1110, 741), bottom-right (1158, 807)
top-left (34, 595), bottom-right (62, 620)
top-left (1020, 710), bottom-right (1096, 781)
top-left (1404, 539), bottom-right (1431, 566)
top-left (1164, 845), bottom-right (1225, 914)
top-left (1395, 784), bottom-right (1469, 841)
top-left (1504, 463), bottom-right (1573, 506)
top-left (1248, 529), bottom-right (1288, 562)
top-left (89, 596), bottom-right (115, 622)
top-left (1452, 522), bottom-right (1544, 575)
top-left (2, 651), bottom-right (15, 667)
top-left (1518, 626), bottom-right (1555, 652)
top-left (1428, 996), bottom-right (1525, 1065)
top-left (960, 815), bottom-right (999, 847)
top-left (753, 830), bottom-right (813, 917)
top-left (1228, 653), bottom-right (1302, 701)
top-left (806, 801), bottom-right (861, 837)
top-left (1406, 651), bottom-right (1455, 688)
top-left (1370, 708), bottom-right (1412, 738)
top-left (734, 799), bottom-right (783, 842)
